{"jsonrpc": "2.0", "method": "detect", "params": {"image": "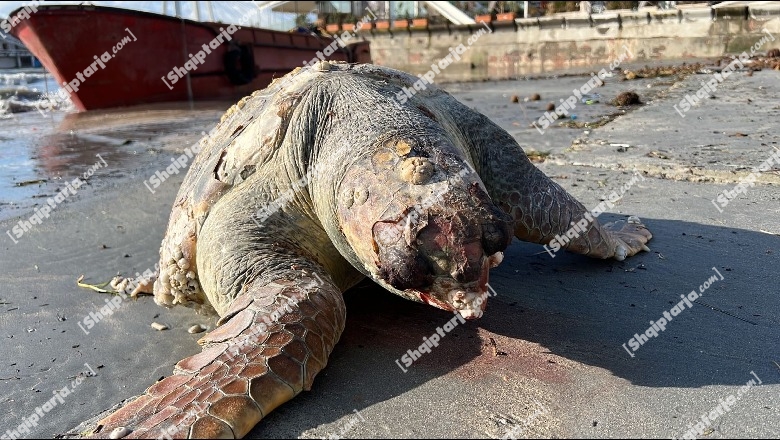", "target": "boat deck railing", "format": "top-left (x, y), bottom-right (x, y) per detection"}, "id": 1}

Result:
top-left (0, 49), bottom-right (33, 57)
